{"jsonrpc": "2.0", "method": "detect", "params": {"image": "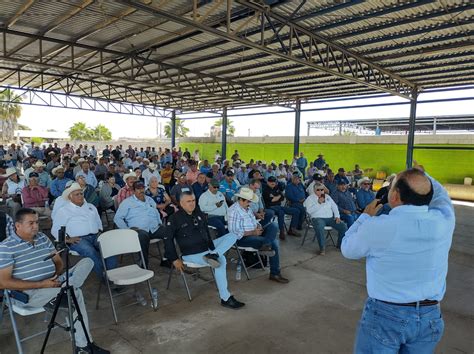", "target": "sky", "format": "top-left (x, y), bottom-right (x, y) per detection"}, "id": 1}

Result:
top-left (16, 87), bottom-right (473, 139)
